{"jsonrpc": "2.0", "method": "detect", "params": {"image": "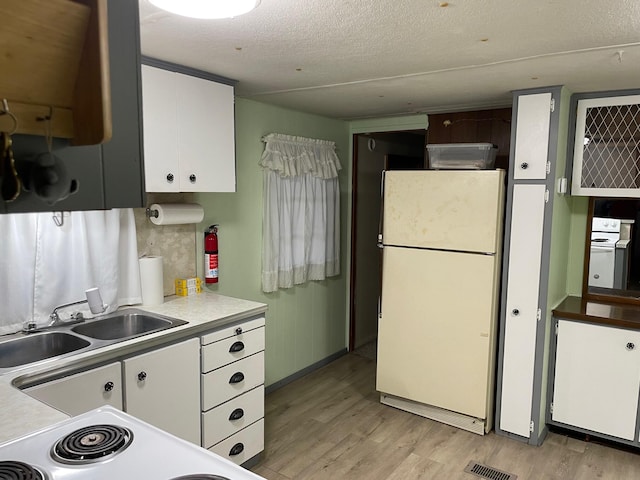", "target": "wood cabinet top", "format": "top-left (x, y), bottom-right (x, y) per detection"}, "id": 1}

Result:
top-left (553, 296), bottom-right (640, 330)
